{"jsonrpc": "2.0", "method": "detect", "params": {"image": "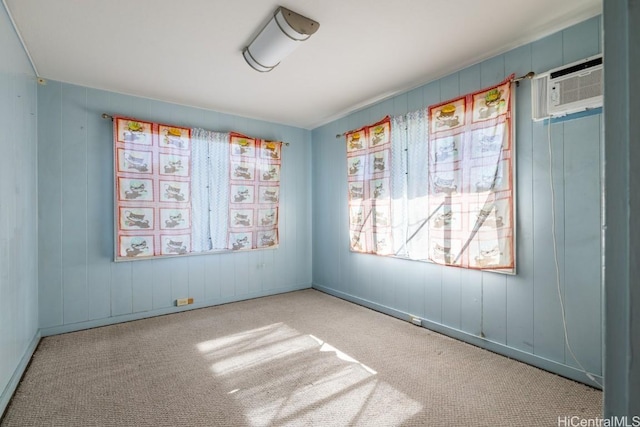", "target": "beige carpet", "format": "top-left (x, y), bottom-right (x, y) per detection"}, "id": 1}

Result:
top-left (2, 289), bottom-right (601, 426)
